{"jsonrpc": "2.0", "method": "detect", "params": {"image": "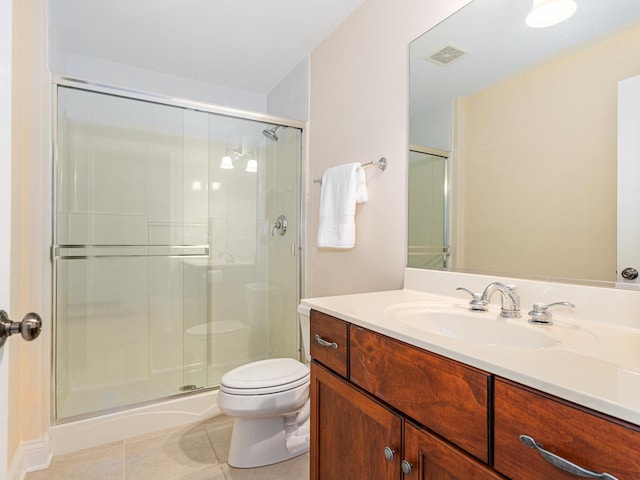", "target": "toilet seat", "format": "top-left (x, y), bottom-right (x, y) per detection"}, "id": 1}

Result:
top-left (220, 358), bottom-right (309, 396)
